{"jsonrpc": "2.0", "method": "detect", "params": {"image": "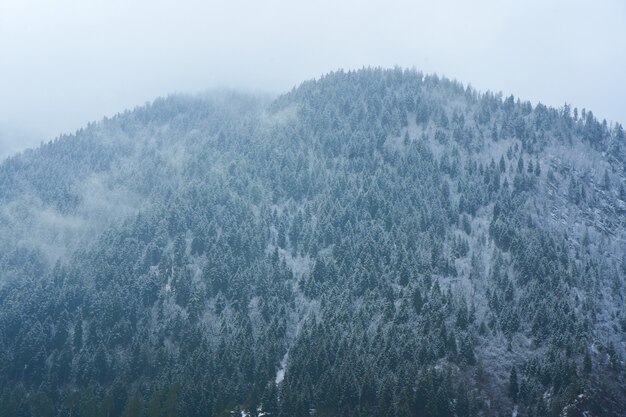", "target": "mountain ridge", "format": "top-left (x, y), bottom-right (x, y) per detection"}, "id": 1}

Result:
top-left (0, 68), bottom-right (624, 417)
